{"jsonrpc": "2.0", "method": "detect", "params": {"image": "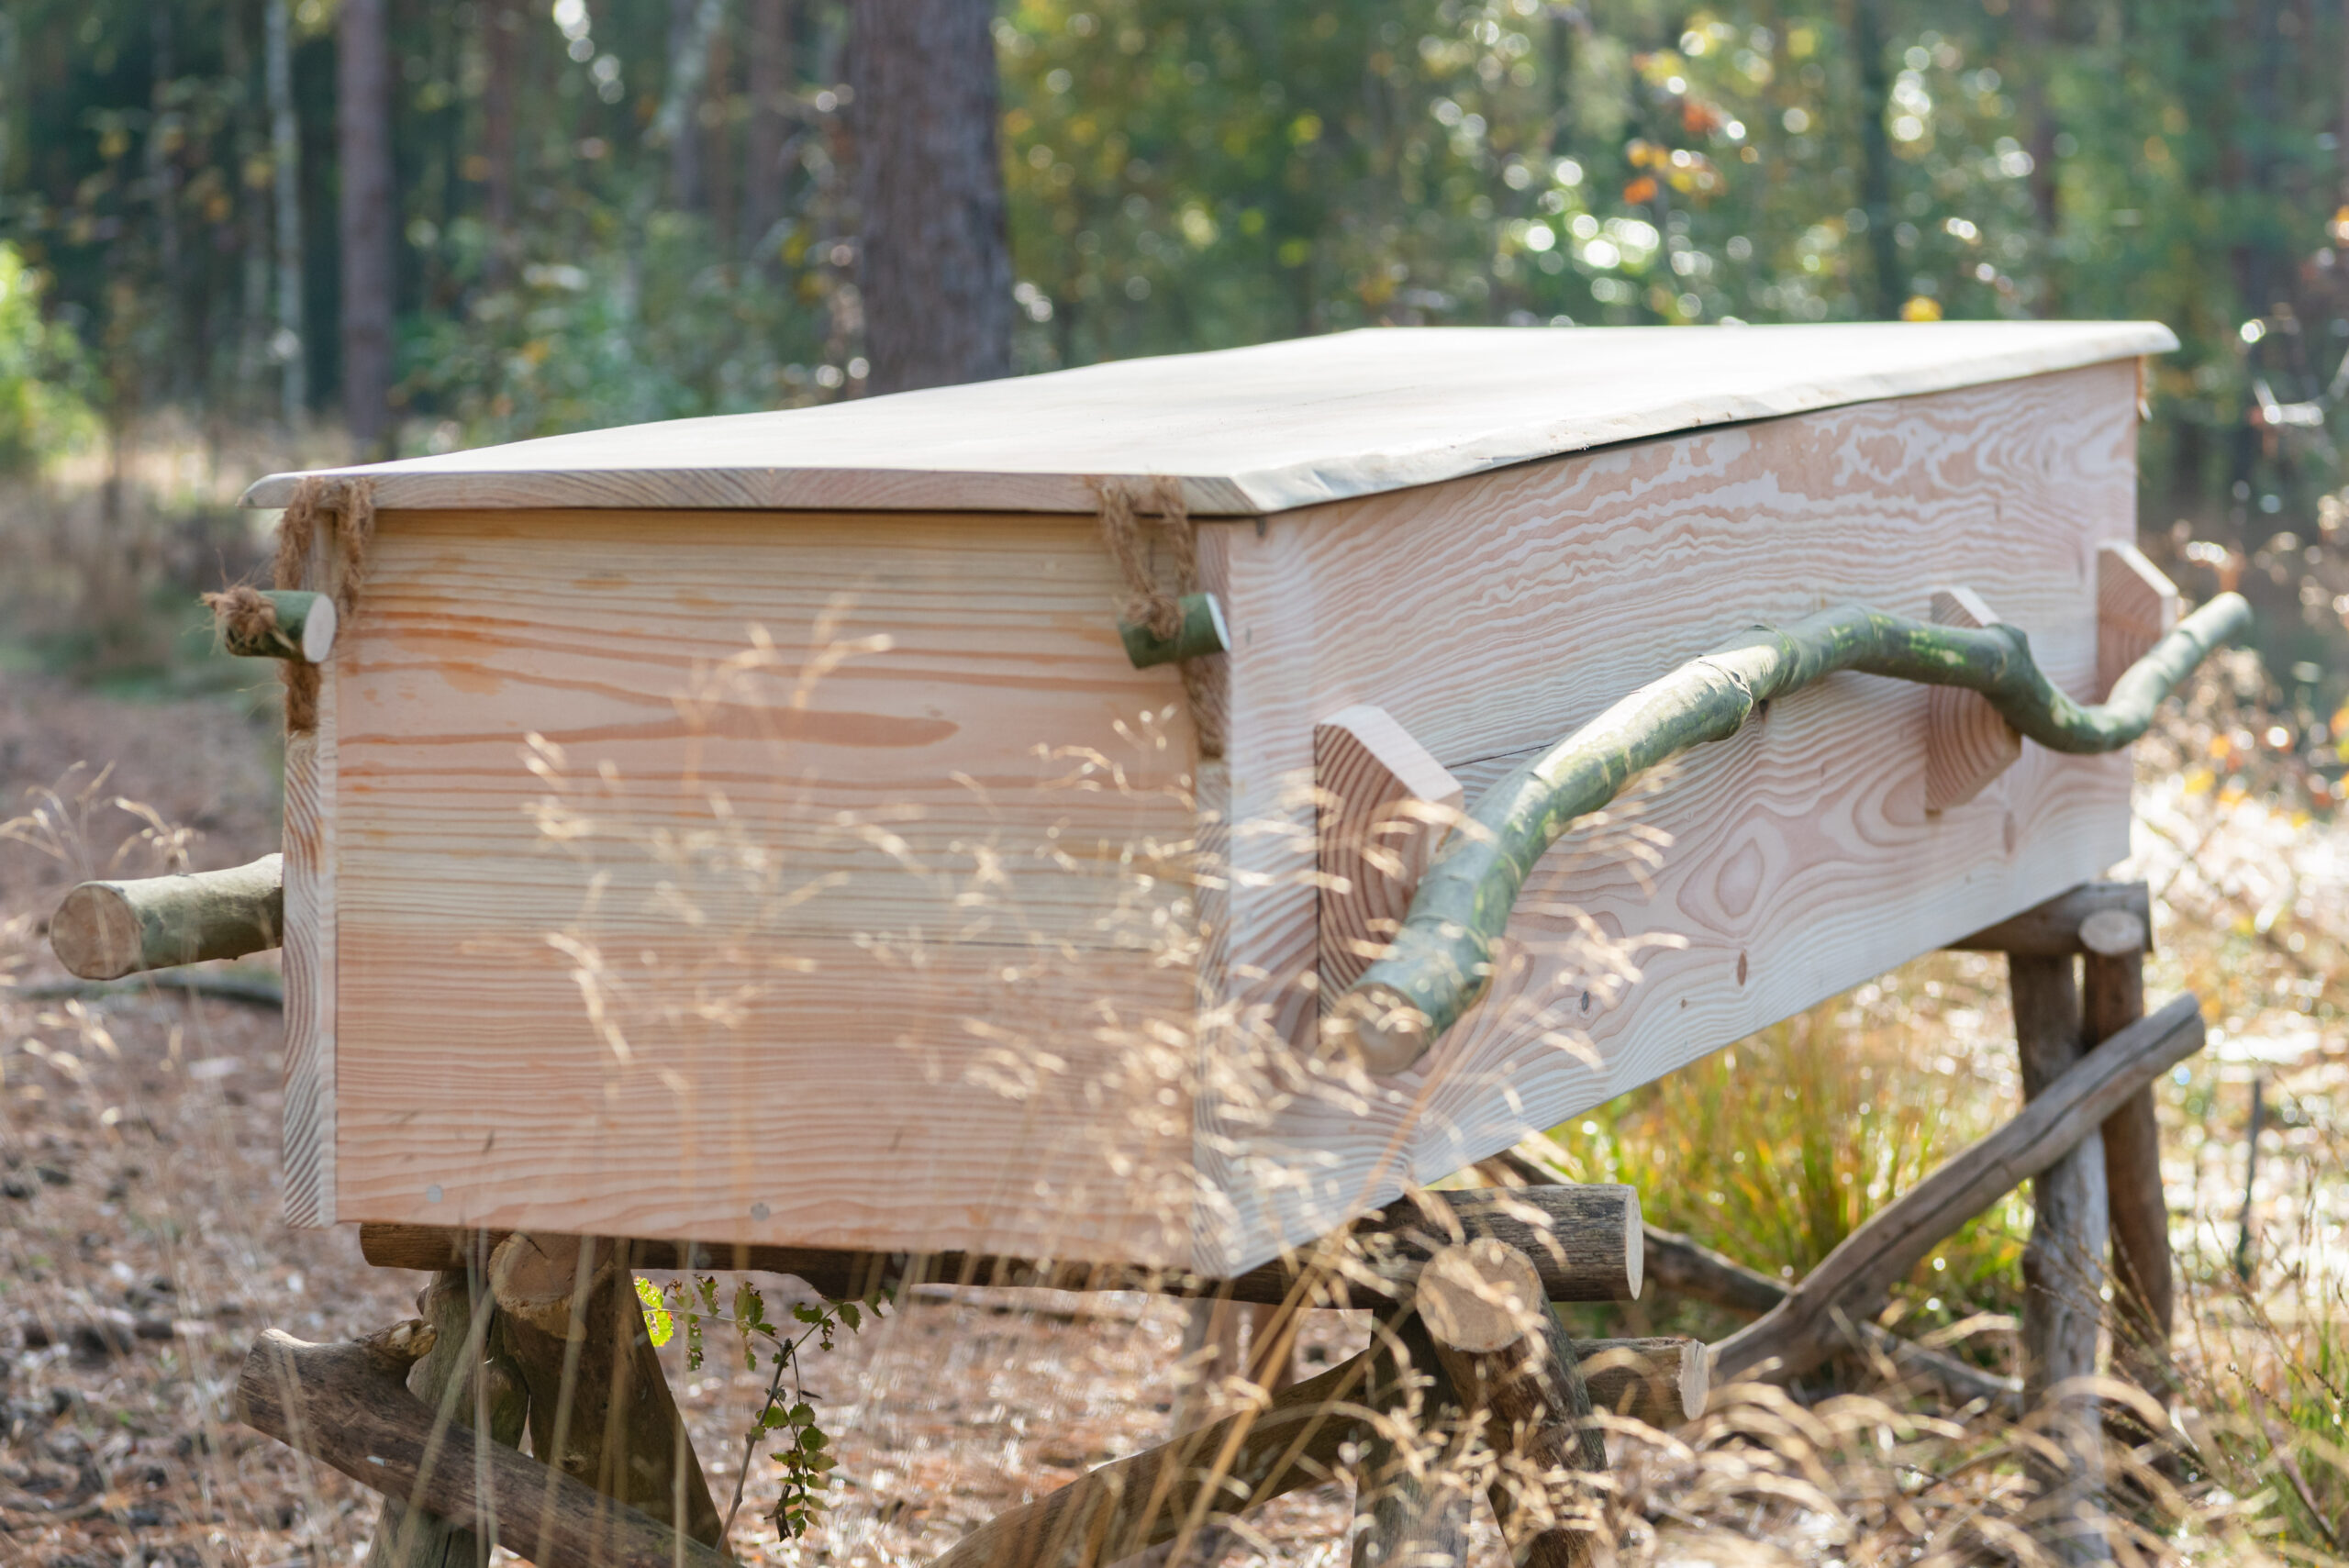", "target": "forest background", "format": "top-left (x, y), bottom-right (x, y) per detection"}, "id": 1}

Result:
top-left (3, 0), bottom-right (2349, 758)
